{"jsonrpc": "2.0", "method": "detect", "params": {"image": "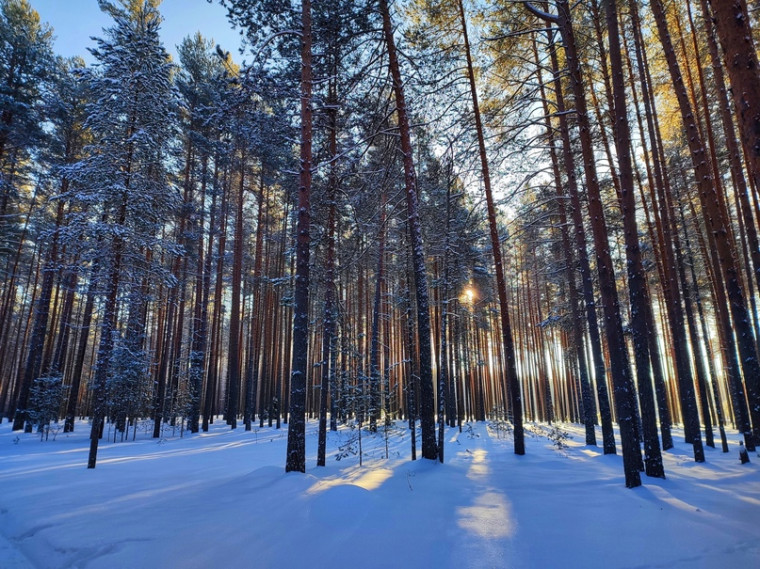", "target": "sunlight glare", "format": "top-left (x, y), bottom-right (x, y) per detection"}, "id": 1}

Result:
top-left (462, 286), bottom-right (476, 304)
top-left (306, 468), bottom-right (393, 495)
top-left (457, 492), bottom-right (515, 538)
top-left (466, 449), bottom-right (490, 479)
top-left (580, 449), bottom-right (601, 457)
